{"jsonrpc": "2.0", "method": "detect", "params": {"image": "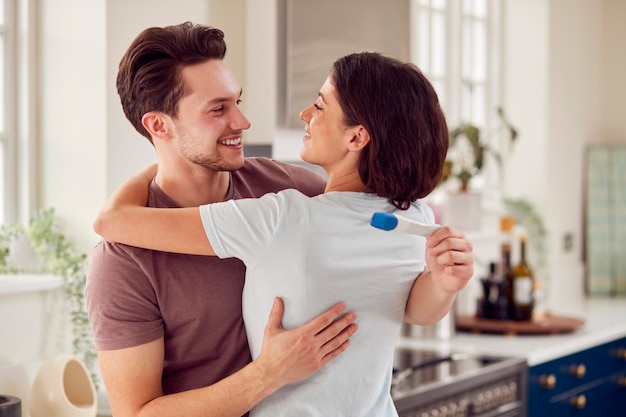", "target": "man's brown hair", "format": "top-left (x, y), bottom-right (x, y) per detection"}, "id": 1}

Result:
top-left (117, 22), bottom-right (227, 142)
